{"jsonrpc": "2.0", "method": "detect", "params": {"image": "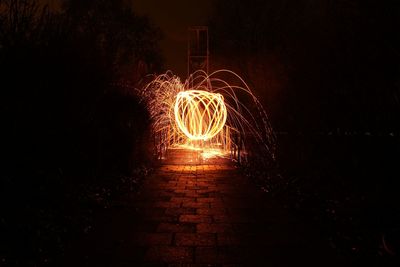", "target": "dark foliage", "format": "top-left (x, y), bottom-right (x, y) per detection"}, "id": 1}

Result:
top-left (210, 0), bottom-right (400, 264)
top-left (0, 0), bottom-right (162, 265)
top-left (209, 0), bottom-right (400, 132)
